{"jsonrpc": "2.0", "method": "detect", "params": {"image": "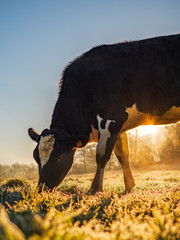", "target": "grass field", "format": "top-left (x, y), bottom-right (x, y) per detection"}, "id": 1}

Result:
top-left (0, 166), bottom-right (180, 240)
